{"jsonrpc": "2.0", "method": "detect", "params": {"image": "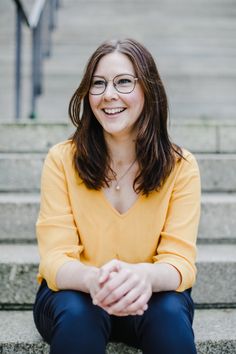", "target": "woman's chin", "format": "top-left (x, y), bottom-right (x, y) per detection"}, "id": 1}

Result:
top-left (103, 125), bottom-right (131, 138)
